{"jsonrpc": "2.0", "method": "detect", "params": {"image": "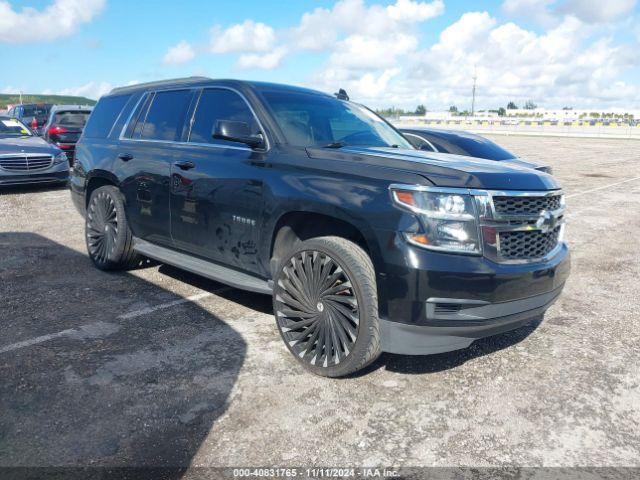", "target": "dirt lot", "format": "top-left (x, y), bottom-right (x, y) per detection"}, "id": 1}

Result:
top-left (0, 136), bottom-right (639, 473)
